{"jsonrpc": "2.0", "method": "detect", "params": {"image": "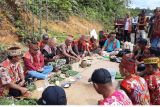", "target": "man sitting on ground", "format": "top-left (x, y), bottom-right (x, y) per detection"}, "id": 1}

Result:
top-left (99, 31), bottom-right (108, 48)
top-left (90, 68), bottom-right (132, 105)
top-left (143, 57), bottom-right (160, 105)
top-left (59, 36), bottom-right (80, 64)
top-left (89, 36), bottom-right (101, 53)
top-left (0, 47), bottom-right (30, 97)
top-left (24, 40), bottom-right (53, 80)
top-left (134, 38), bottom-right (148, 64)
top-left (100, 32), bottom-right (121, 56)
top-left (119, 54), bottom-right (150, 105)
top-left (39, 34), bottom-right (49, 51)
top-left (73, 35), bottom-right (91, 58)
